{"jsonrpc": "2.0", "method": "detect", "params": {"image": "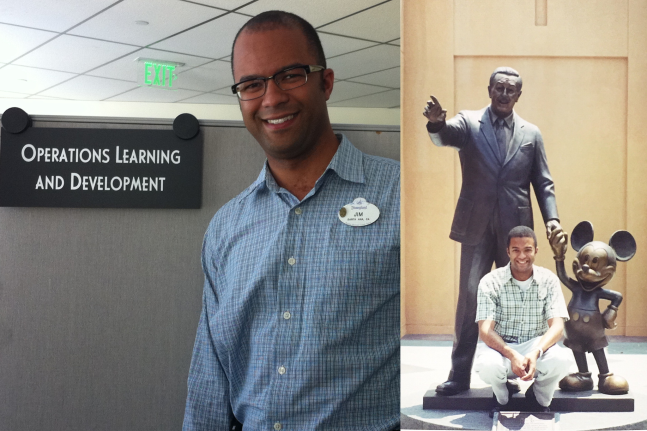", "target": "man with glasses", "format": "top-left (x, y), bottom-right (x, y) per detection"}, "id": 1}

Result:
top-left (183, 10), bottom-right (400, 431)
top-left (423, 67), bottom-right (562, 396)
